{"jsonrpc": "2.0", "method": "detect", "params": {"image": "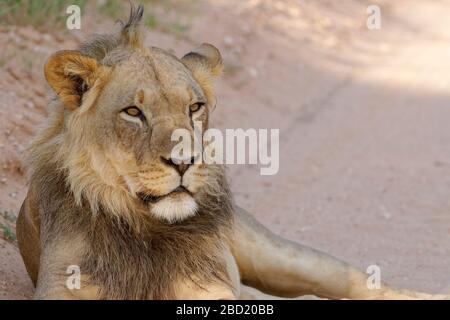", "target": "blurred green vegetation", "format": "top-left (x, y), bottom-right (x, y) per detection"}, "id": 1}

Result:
top-left (0, 0), bottom-right (87, 28)
top-left (98, 0), bottom-right (123, 19)
top-left (0, 210), bottom-right (16, 242)
top-left (145, 13), bottom-right (158, 29)
top-left (0, 0), bottom-right (189, 35)
top-left (0, 210), bottom-right (16, 223)
top-left (0, 222), bottom-right (16, 242)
